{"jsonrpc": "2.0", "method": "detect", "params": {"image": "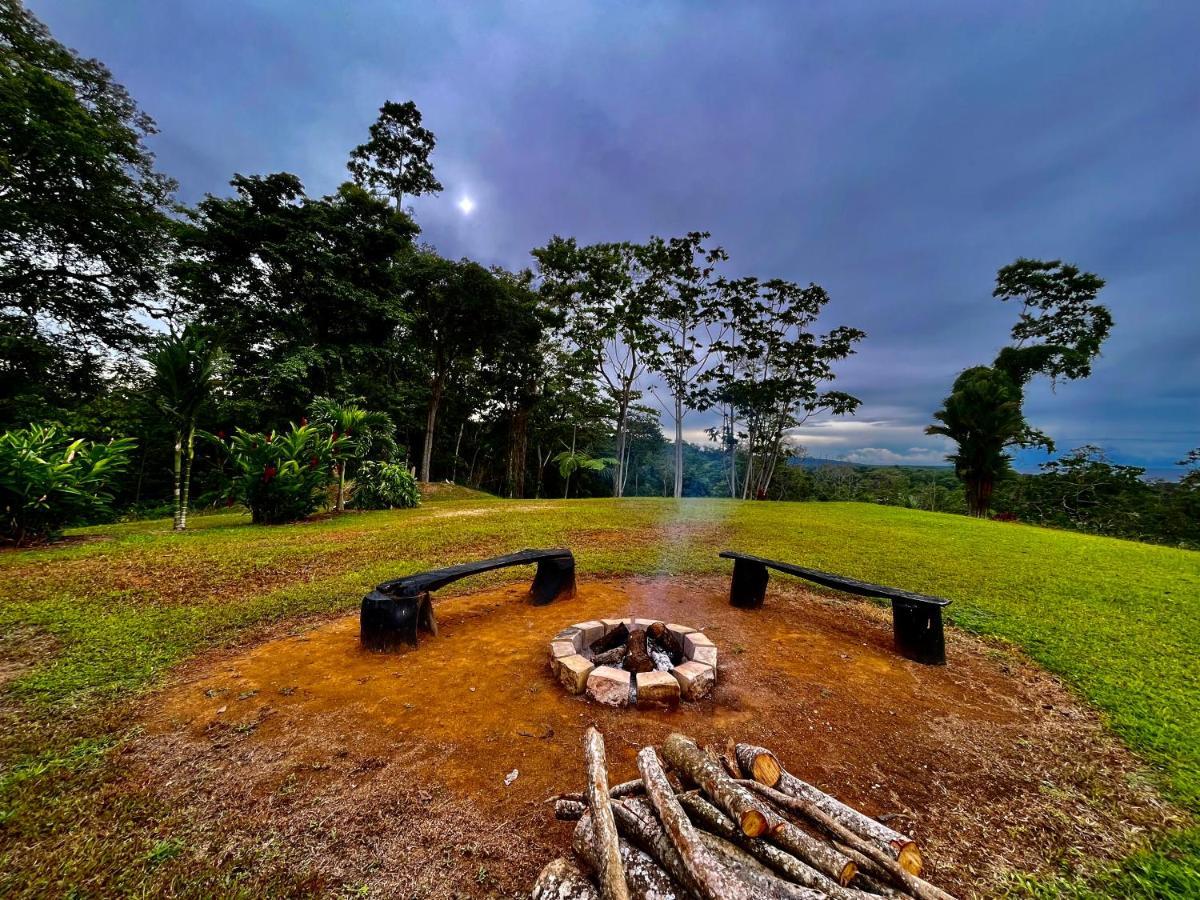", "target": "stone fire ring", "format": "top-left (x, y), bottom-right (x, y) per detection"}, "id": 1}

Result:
top-left (548, 618), bottom-right (716, 709)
